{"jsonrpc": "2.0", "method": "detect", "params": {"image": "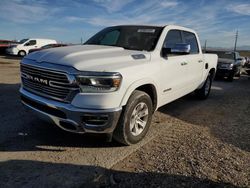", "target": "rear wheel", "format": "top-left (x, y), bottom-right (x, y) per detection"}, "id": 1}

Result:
top-left (195, 73), bottom-right (212, 99)
top-left (18, 50), bottom-right (26, 57)
top-left (113, 90), bottom-right (153, 145)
